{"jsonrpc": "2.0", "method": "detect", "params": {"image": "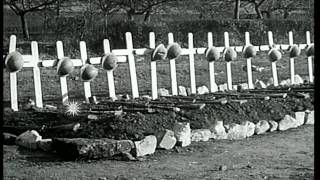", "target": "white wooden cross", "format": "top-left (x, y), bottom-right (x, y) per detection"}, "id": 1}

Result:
top-left (224, 32), bottom-right (233, 91)
top-left (125, 32), bottom-right (139, 98)
top-left (268, 31), bottom-right (279, 87)
top-left (103, 39), bottom-right (116, 98)
top-left (56, 41), bottom-right (69, 105)
top-left (8, 35), bottom-right (18, 111)
top-left (207, 32), bottom-right (217, 92)
top-left (245, 32), bottom-right (254, 89)
top-left (306, 31), bottom-right (314, 83)
top-left (168, 33), bottom-right (178, 95)
top-left (149, 32), bottom-right (158, 100)
top-left (288, 31), bottom-right (295, 85)
top-left (188, 33), bottom-right (196, 94)
top-left (31, 41), bottom-right (43, 108)
top-left (79, 41), bottom-right (92, 103)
